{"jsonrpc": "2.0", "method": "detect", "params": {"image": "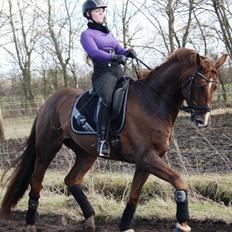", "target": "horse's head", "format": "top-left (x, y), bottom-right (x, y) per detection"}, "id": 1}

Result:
top-left (181, 53), bottom-right (228, 128)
